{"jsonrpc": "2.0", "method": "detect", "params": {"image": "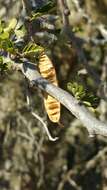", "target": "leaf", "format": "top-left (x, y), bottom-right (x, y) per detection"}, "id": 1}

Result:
top-left (0, 39), bottom-right (17, 54)
top-left (82, 101), bottom-right (92, 107)
top-left (34, 1), bottom-right (55, 13)
top-left (0, 56), bottom-right (3, 64)
top-left (0, 31), bottom-right (9, 39)
top-left (72, 26), bottom-right (83, 33)
top-left (30, 12), bottom-right (43, 21)
top-left (83, 93), bottom-right (100, 108)
top-left (23, 43), bottom-right (44, 56)
top-left (67, 81), bottom-right (100, 108)
top-left (67, 82), bottom-right (74, 93)
top-left (67, 82), bottom-right (86, 100)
